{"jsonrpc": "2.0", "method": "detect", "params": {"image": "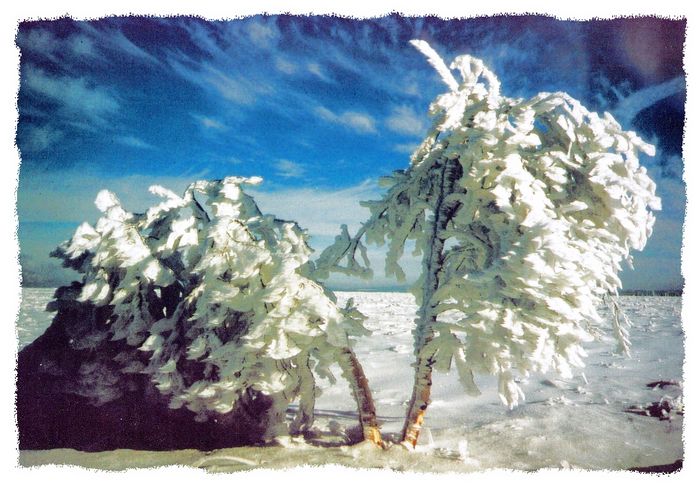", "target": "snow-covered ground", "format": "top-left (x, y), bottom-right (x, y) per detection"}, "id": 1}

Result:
top-left (16, 288), bottom-right (56, 349)
top-left (17, 288), bottom-right (683, 472)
